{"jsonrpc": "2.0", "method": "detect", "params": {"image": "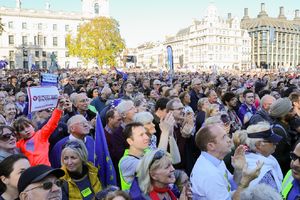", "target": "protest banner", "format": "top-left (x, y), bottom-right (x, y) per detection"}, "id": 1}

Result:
top-left (27, 86), bottom-right (59, 113)
top-left (41, 73), bottom-right (59, 86)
